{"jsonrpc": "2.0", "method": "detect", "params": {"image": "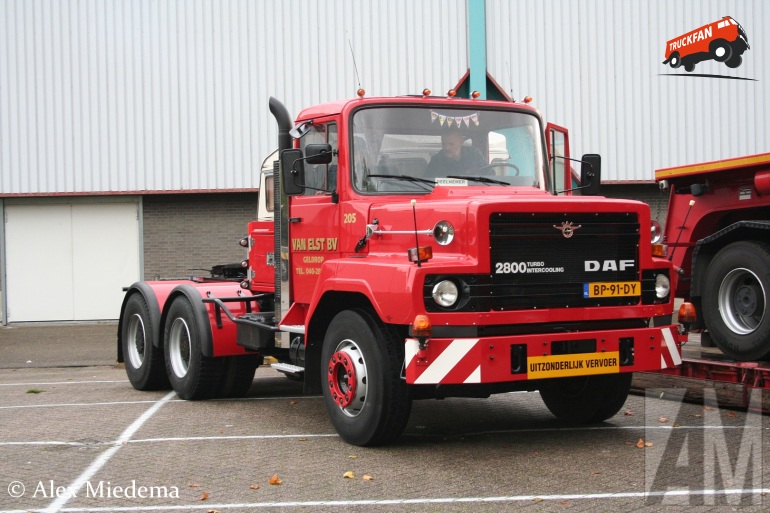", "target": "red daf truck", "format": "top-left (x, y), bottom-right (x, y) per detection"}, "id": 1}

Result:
top-left (662, 16), bottom-right (750, 72)
top-left (118, 91), bottom-right (683, 446)
top-left (656, 153), bottom-right (770, 361)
